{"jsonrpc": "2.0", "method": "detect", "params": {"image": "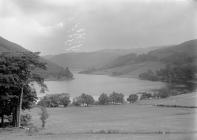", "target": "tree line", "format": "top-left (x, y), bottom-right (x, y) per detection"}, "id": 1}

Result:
top-left (139, 52), bottom-right (197, 93)
top-left (38, 88), bottom-right (173, 108)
